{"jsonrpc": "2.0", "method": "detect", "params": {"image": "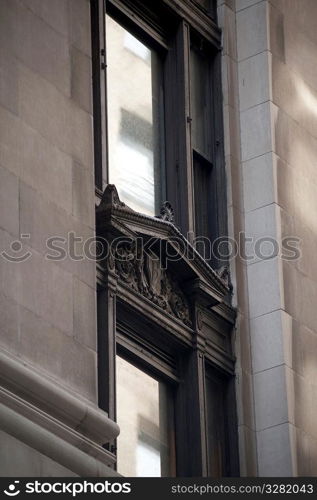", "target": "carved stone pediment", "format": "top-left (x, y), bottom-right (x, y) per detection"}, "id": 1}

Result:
top-left (113, 240), bottom-right (191, 326)
top-left (96, 185), bottom-right (235, 331)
